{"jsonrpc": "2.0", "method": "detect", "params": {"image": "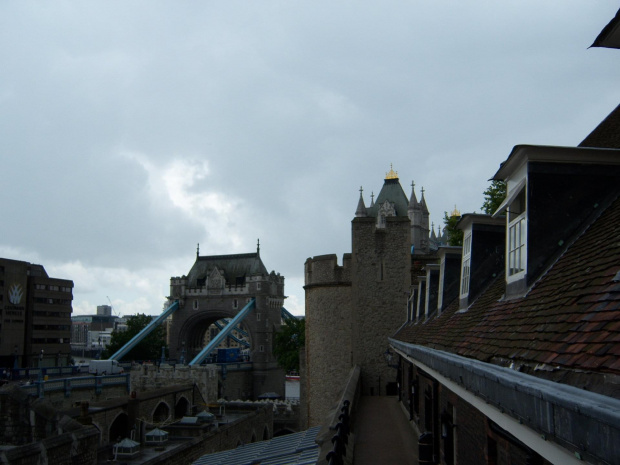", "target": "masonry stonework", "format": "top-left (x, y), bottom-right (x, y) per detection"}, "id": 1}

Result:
top-left (304, 254), bottom-right (352, 426)
top-left (351, 216), bottom-right (411, 396)
top-left (167, 252), bottom-right (286, 399)
top-left (304, 172), bottom-right (429, 426)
